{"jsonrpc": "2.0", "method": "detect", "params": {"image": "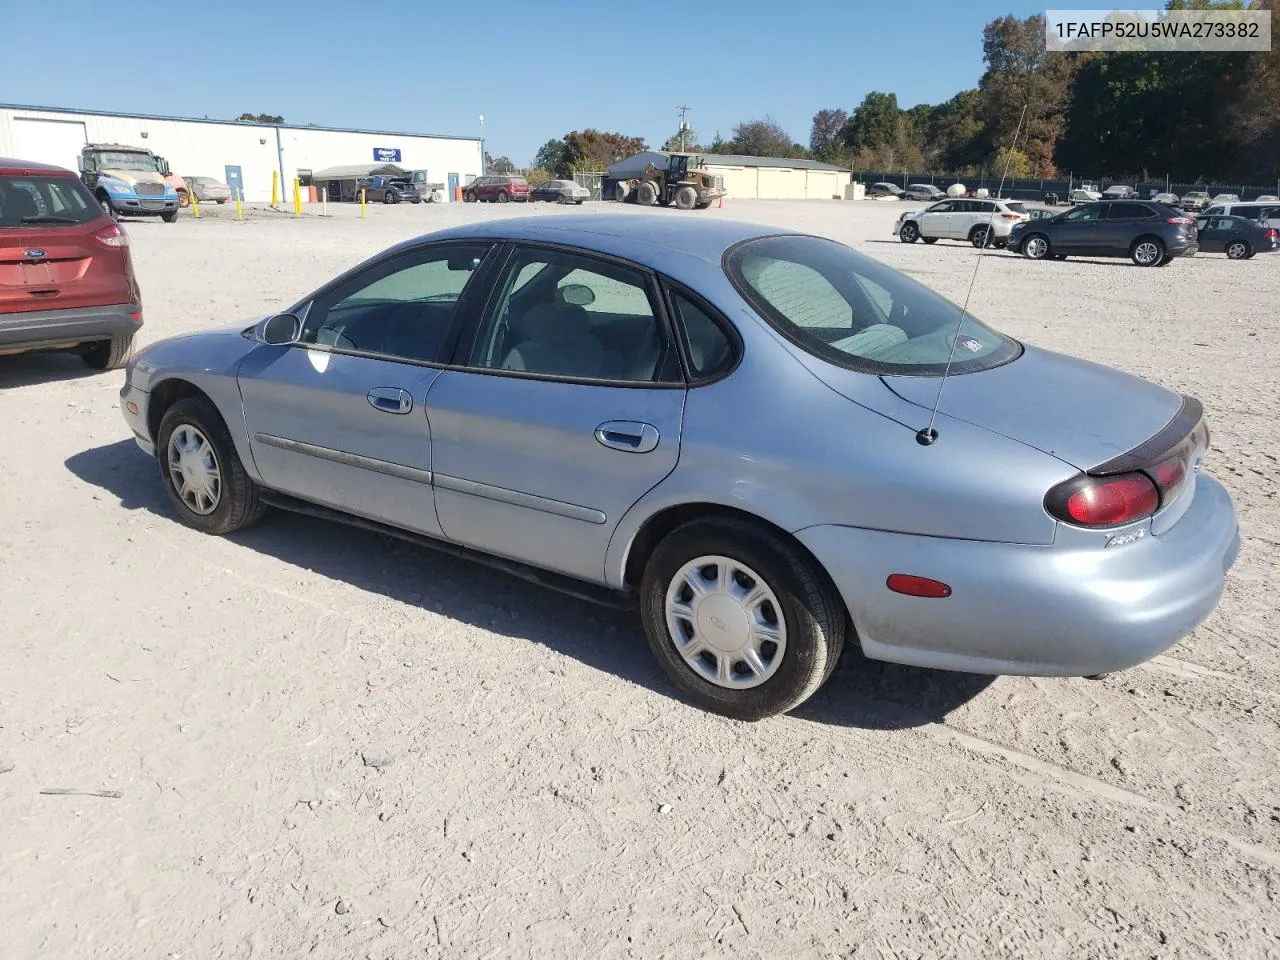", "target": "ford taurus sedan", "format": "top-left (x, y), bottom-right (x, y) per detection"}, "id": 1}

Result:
top-left (118, 216), bottom-right (1240, 719)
